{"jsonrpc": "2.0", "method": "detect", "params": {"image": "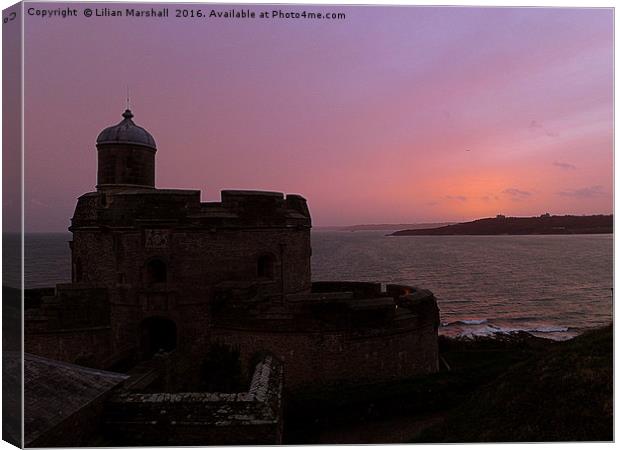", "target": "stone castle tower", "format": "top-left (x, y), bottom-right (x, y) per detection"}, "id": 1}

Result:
top-left (67, 109), bottom-right (312, 367)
